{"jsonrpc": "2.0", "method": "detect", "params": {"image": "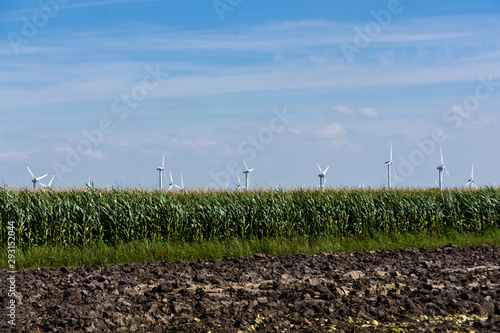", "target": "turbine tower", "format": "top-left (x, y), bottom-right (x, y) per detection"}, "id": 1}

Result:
top-left (384, 143), bottom-right (397, 189)
top-left (25, 164), bottom-right (50, 190)
top-left (436, 145), bottom-right (450, 189)
top-left (316, 162), bottom-right (330, 189)
top-left (242, 158), bottom-right (255, 190)
top-left (156, 154), bottom-right (165, 190)
top-left (465, 163), bottom-right (476, 189)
